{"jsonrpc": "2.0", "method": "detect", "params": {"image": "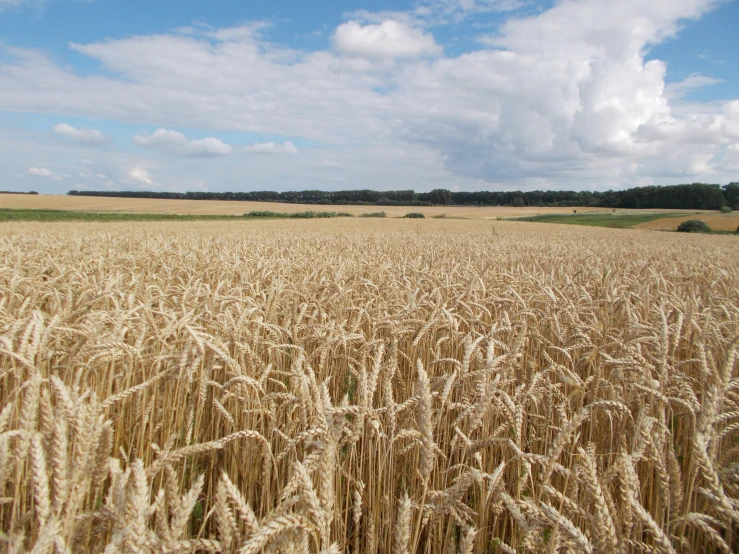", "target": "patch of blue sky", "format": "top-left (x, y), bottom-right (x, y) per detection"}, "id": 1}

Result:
top-left (0, 0), bottom-right (416, 54)
top-left (645, 0), bottom-right (739, 103)
top-left (0, 0), bottom-right (550, 64)
top-left (425, 1), bottom-right (553, 57)
top-left (431, 22), bottom-right (500, 57)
